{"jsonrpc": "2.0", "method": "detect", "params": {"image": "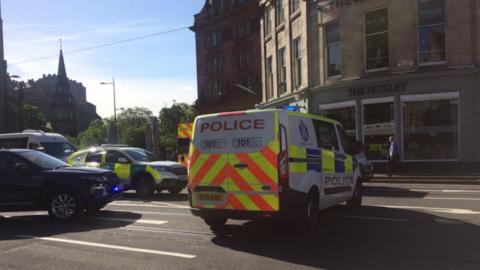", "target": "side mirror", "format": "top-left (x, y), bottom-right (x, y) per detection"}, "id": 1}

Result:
top-left (117, 157), bottom-right (129, 164)
top-left (14, 163), bottom-right (29, 173)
